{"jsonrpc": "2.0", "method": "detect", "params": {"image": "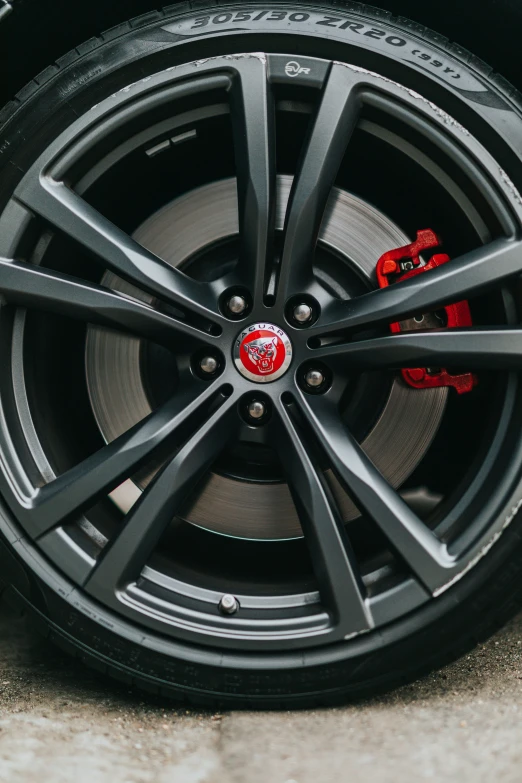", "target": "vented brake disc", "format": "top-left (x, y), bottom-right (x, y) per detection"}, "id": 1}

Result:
top-left (86, 175), bottom-right (447, 540)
